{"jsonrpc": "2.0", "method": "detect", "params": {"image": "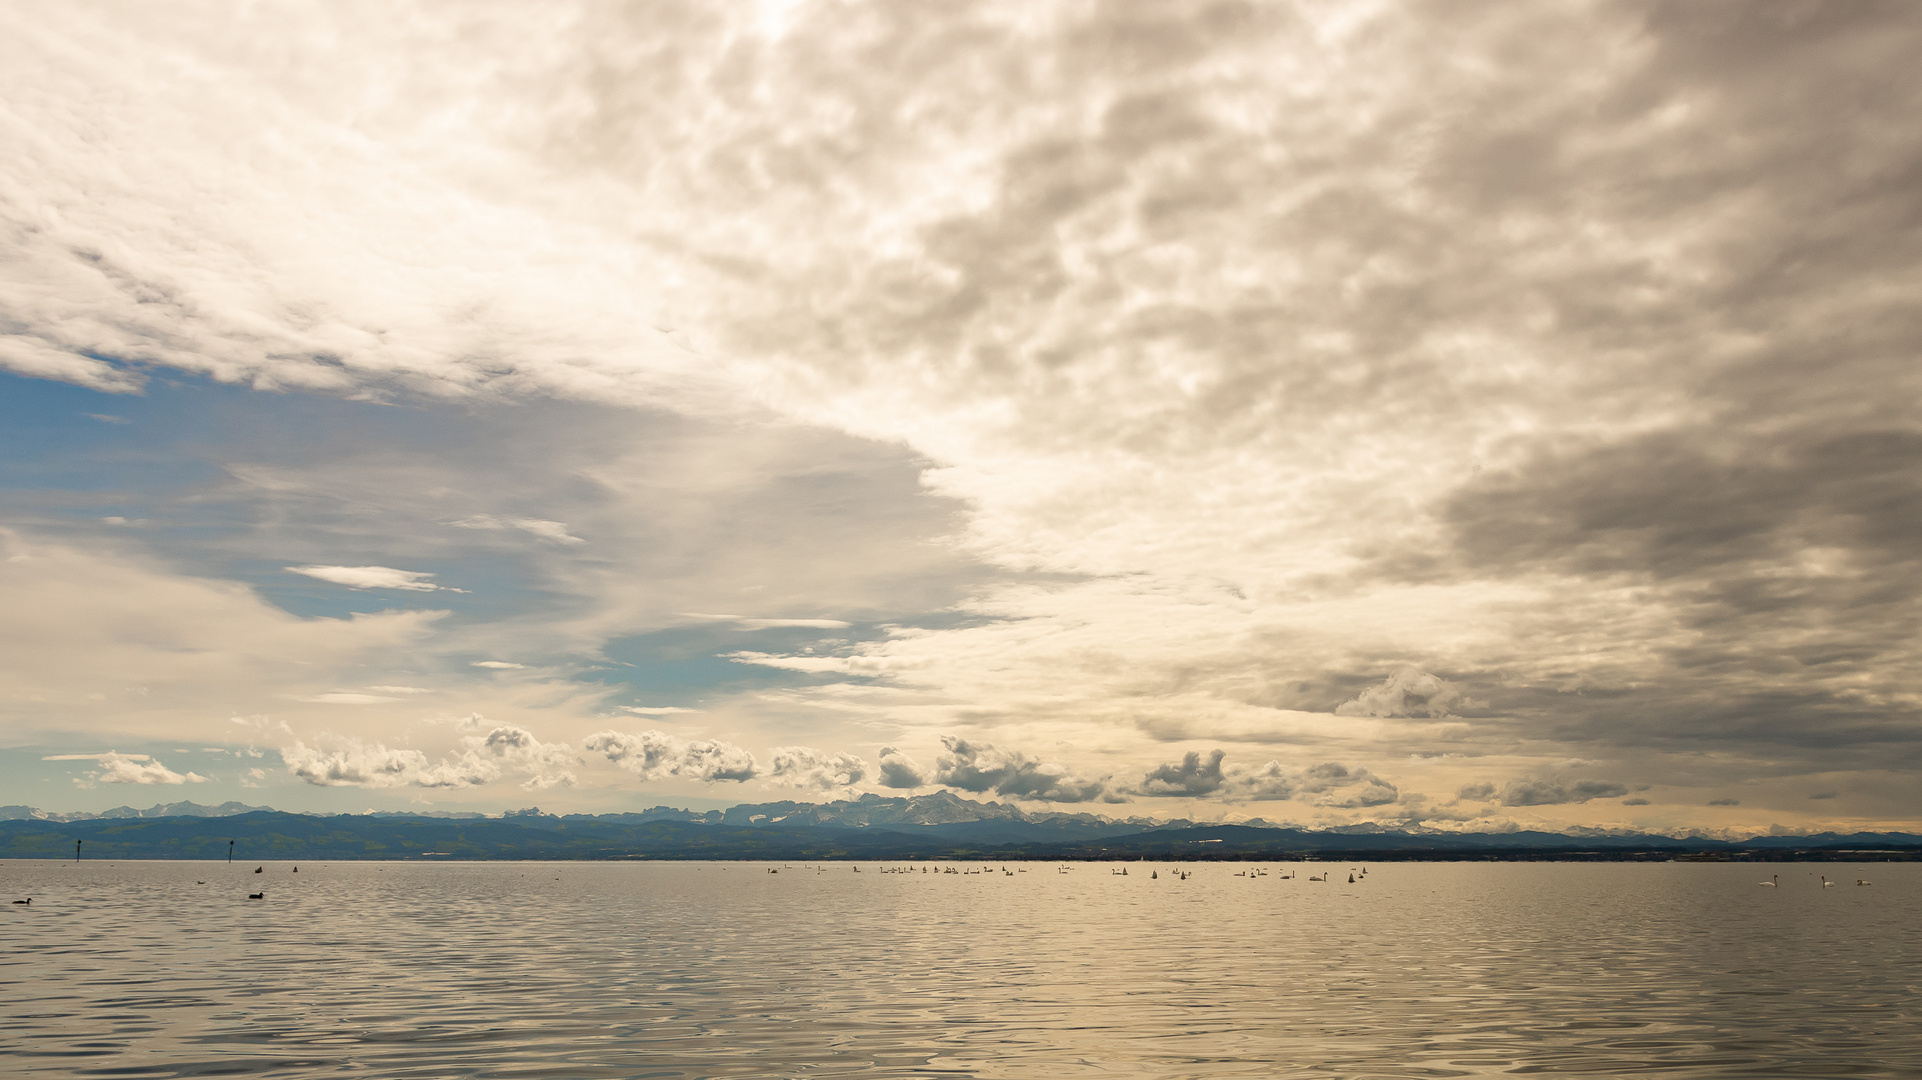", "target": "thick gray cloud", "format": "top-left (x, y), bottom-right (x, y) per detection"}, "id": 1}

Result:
top-left (1127, 752), bottom-right (1400, 807)
top-left (875, 746), bottom-right (927, 789)
top-left (1136, 750), bottom-right (1226, 798)
top-left (1498, 779), bottom-right (1633, 808)
top-left (932, 736), bottom-right (1113, 804)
